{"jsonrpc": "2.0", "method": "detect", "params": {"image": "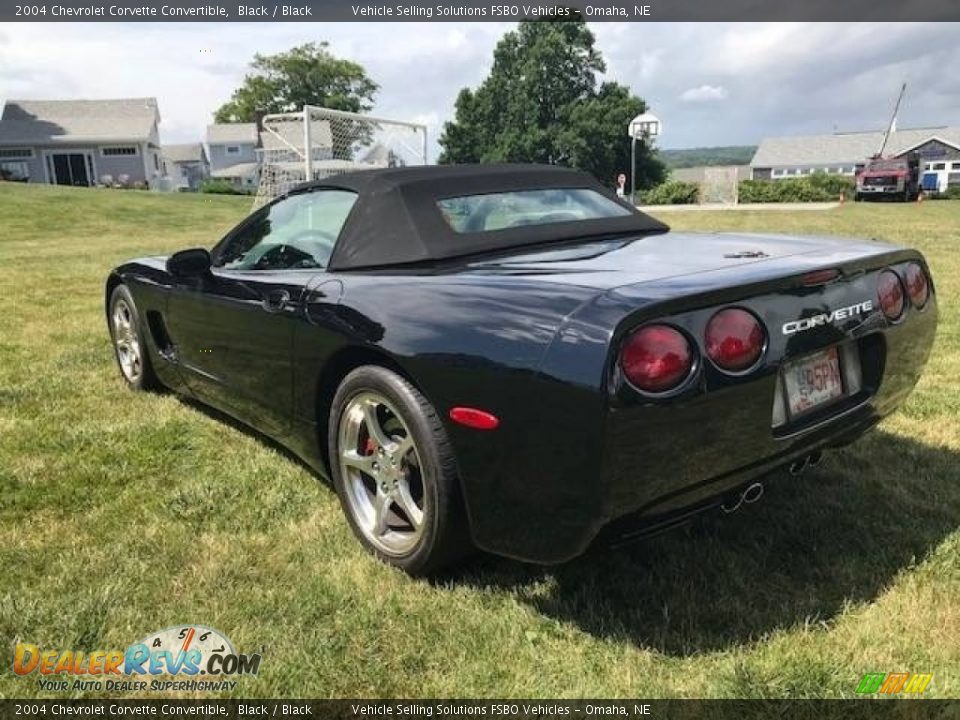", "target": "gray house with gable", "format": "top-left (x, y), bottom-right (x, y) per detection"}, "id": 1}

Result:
top-left (207, 122), bottom-right (260, 191)
top-left (0, 98), bottom-right (164, 188)
top-left (162, 142), bottom-right (210, 191)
